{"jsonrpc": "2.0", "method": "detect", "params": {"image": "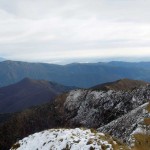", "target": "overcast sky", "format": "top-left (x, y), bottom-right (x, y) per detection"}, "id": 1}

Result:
top-left (0, 0), bottom-right (150, 64)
